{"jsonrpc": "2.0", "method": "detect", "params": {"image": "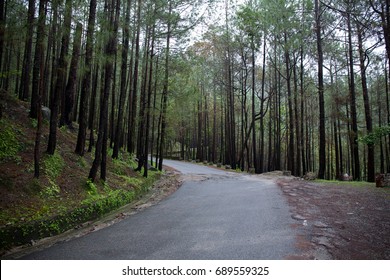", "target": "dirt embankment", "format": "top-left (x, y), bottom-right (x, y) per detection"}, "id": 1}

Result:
top-left (274, 175), bottom-right (390, 260)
